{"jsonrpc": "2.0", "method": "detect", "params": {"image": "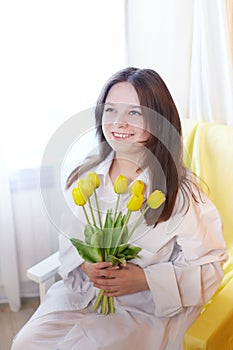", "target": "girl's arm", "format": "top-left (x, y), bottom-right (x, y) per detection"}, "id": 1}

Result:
top-left (143, 196), bottom-right (227, 318)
